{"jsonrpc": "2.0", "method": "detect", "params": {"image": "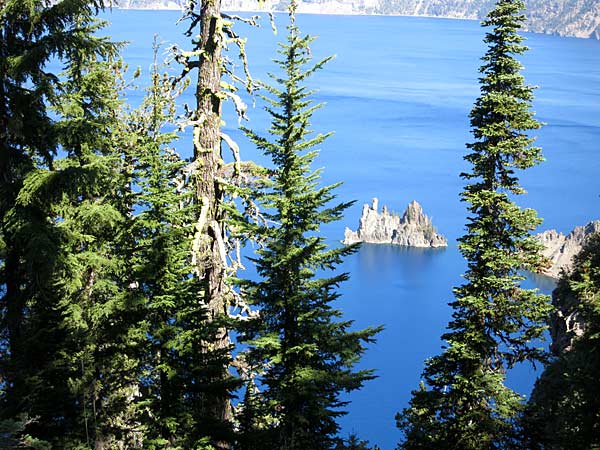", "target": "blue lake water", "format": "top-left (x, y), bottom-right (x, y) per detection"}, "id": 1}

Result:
top-left (102, 10), bottom-right (600, 449)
